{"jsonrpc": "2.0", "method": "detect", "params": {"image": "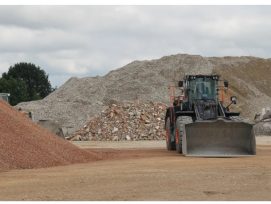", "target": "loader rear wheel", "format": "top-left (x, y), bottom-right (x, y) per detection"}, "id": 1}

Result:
top-left (175, 116), bottom-right (193, 154)
top-left (166, 117), bottom-right (176, 151)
